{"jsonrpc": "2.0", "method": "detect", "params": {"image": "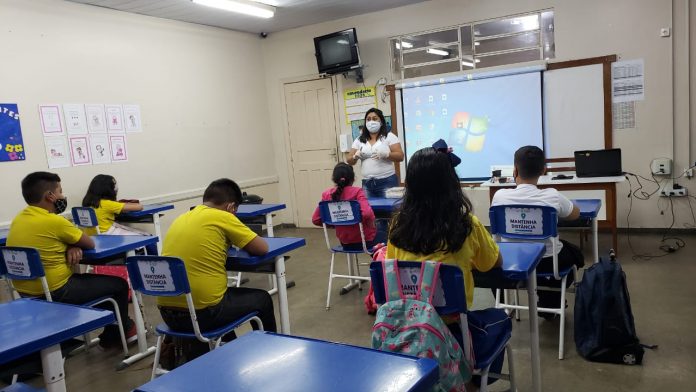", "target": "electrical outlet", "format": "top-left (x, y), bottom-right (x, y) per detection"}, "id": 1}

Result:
top-left (660, 186), bottom-right (688, 197)
top-left (651, 158), bottom-right (672, 175)
top-left (660, 27), bottom-right (671, 37)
